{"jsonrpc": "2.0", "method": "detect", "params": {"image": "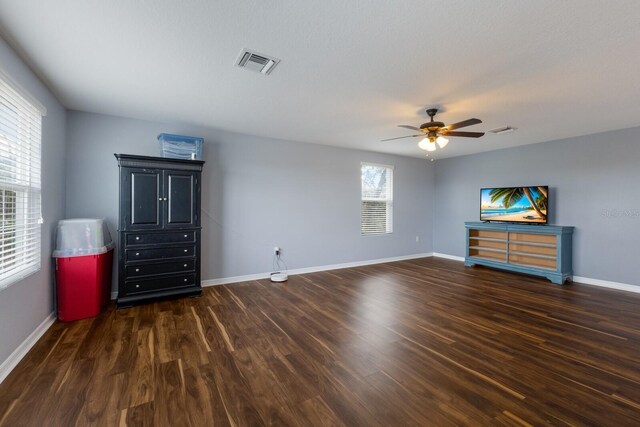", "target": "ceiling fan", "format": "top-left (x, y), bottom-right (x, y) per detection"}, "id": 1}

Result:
top-left (382, 108), bottom-right (484, 152)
